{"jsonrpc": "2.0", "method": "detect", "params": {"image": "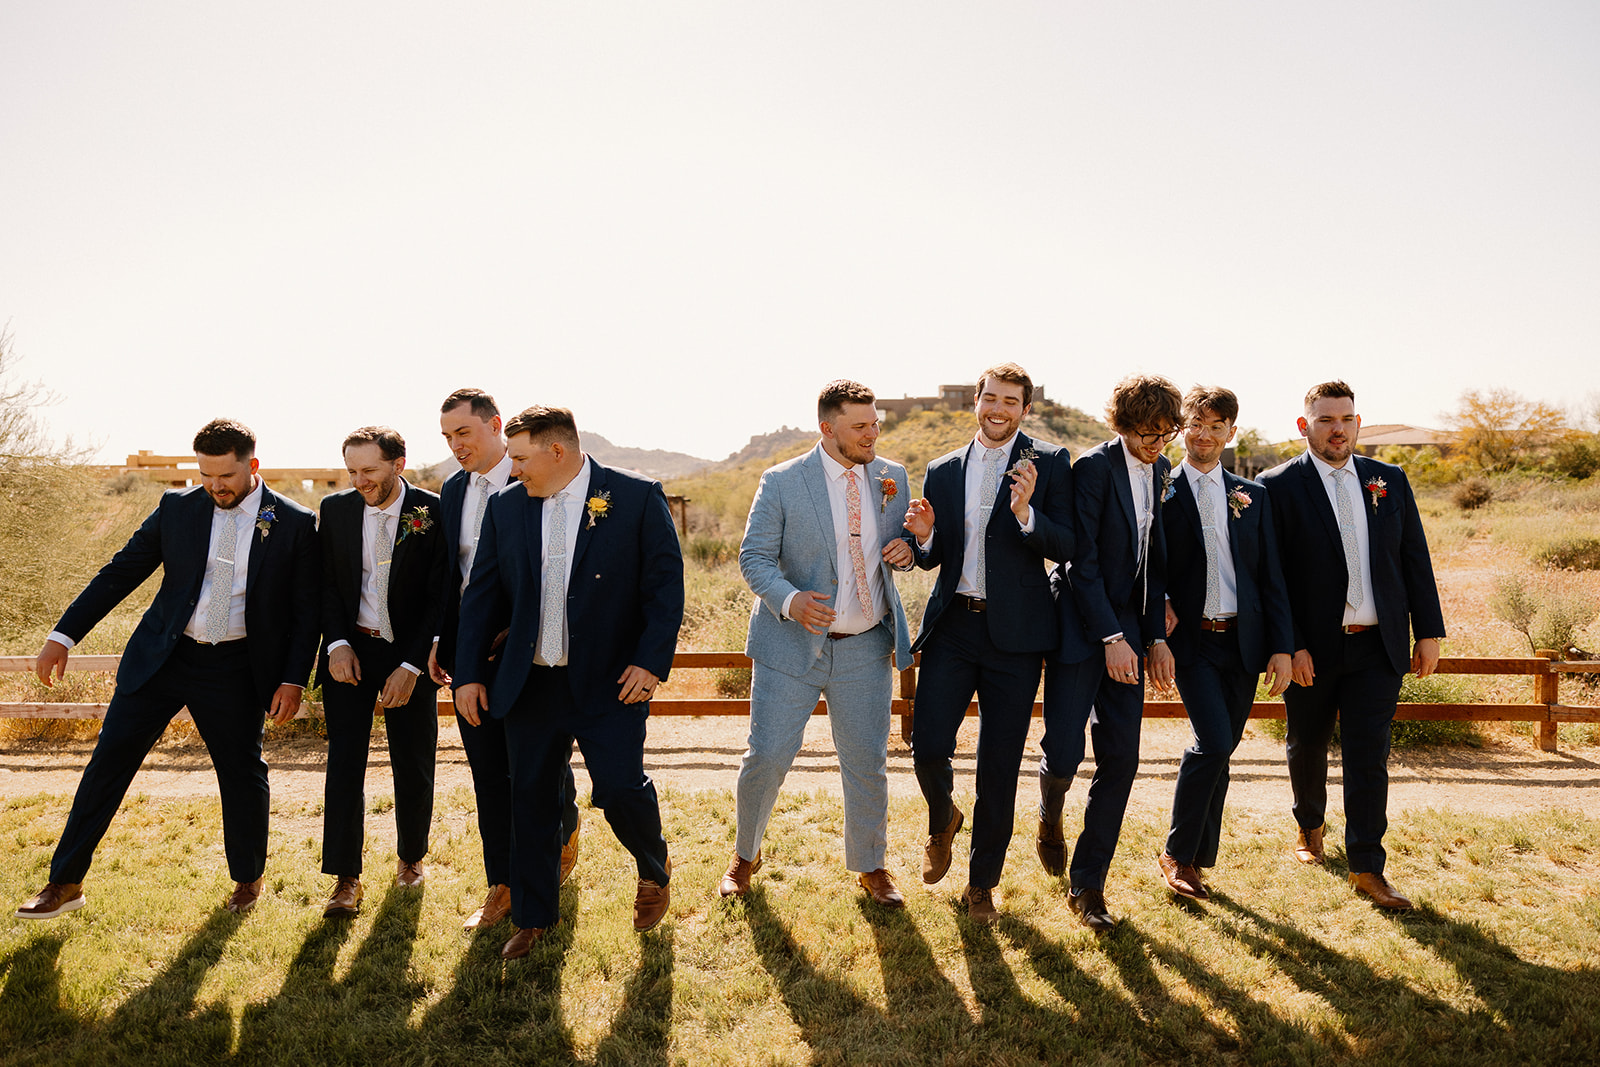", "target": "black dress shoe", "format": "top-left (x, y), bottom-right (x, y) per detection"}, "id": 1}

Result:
top-left (1069, 888), bottom-right (1115, 933)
